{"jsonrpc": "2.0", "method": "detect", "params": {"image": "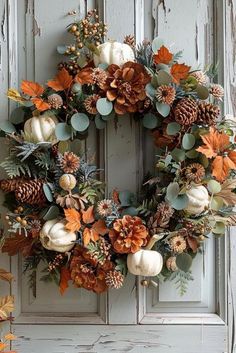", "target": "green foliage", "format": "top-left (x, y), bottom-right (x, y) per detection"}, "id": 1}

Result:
top-left (0, 155), bottom-right (31, 178)
top-left (79, 180), bottom-right (104, 204)
top-left (137, 198), bottom-right (157, 217)
top-left (35, 151), bottom-right (53, 170)
top-left (163, 270), bottom-right (194, 296)
top-left (115, 258), bottom-right (128, 276)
